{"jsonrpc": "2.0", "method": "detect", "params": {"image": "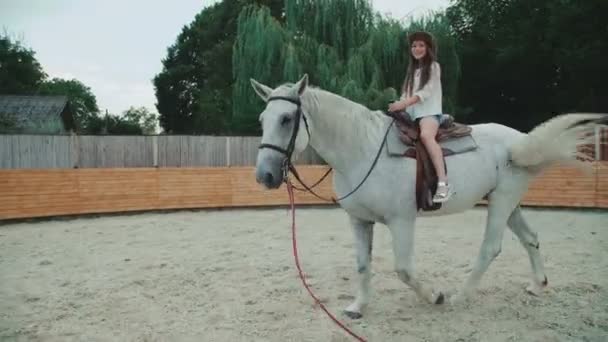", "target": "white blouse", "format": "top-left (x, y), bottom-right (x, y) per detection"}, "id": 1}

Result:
top-left (400, 61), bottom-right (443, 120)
